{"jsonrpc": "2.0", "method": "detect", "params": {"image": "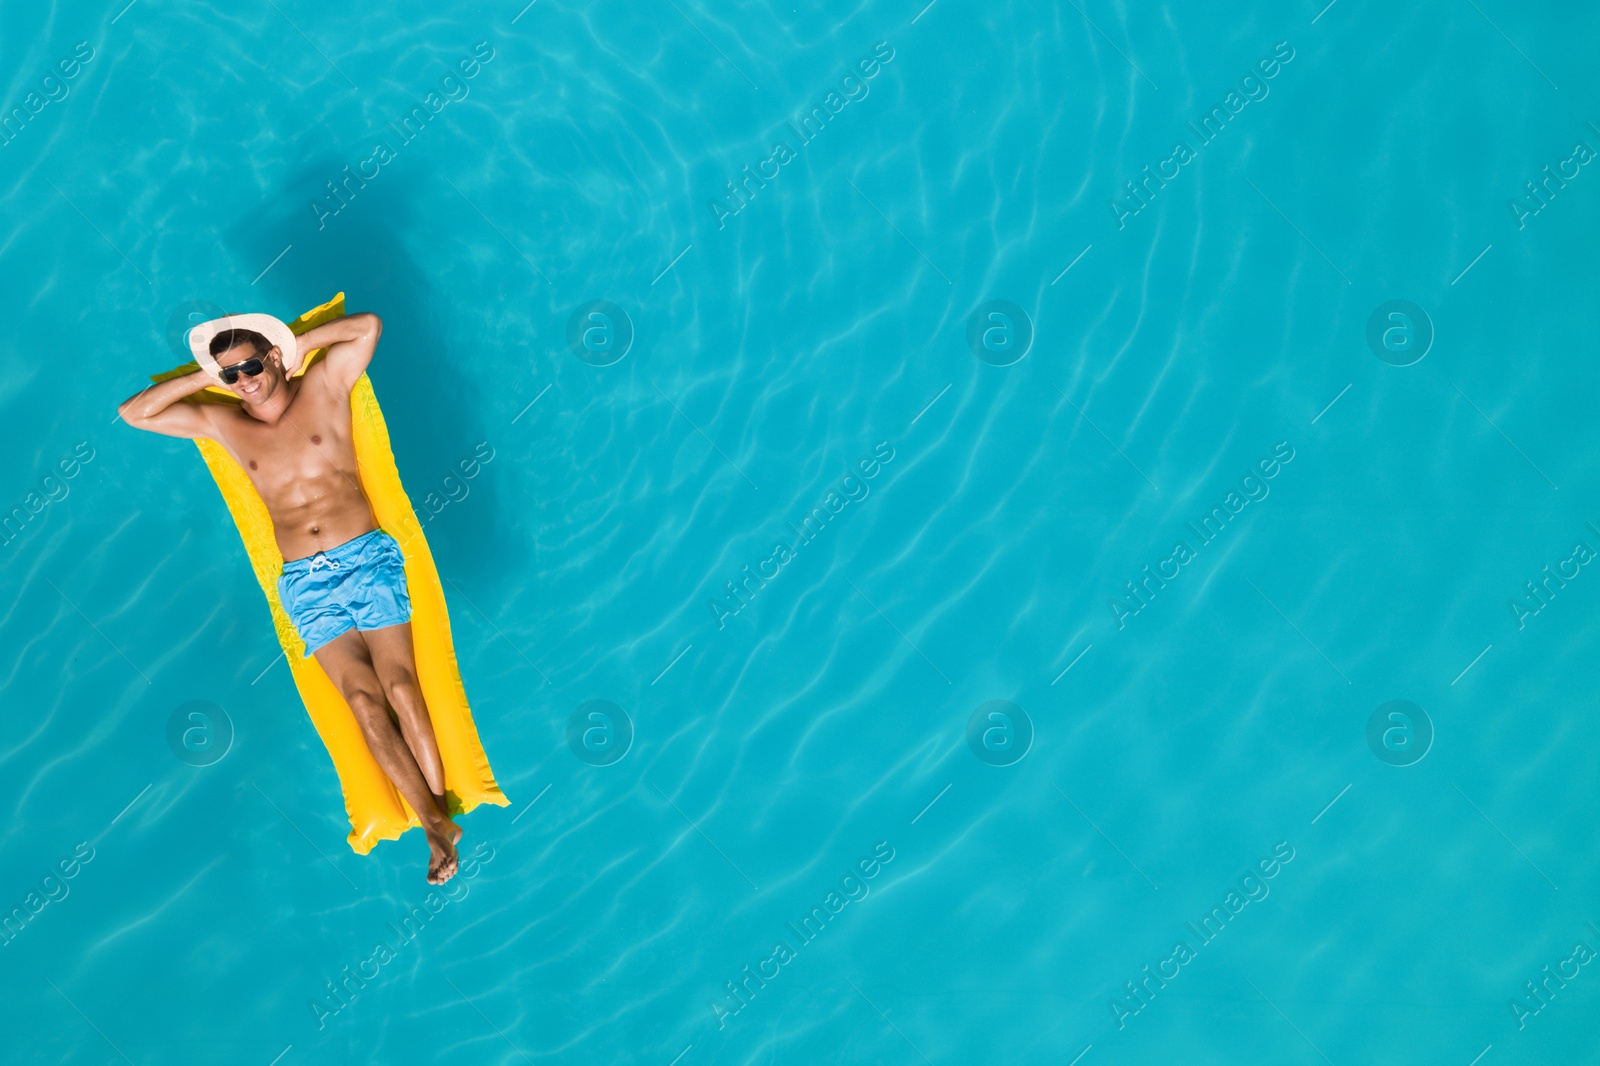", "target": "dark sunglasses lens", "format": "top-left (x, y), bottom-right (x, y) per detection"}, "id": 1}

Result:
top-left (221, 358), bottom-right (264, 385)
